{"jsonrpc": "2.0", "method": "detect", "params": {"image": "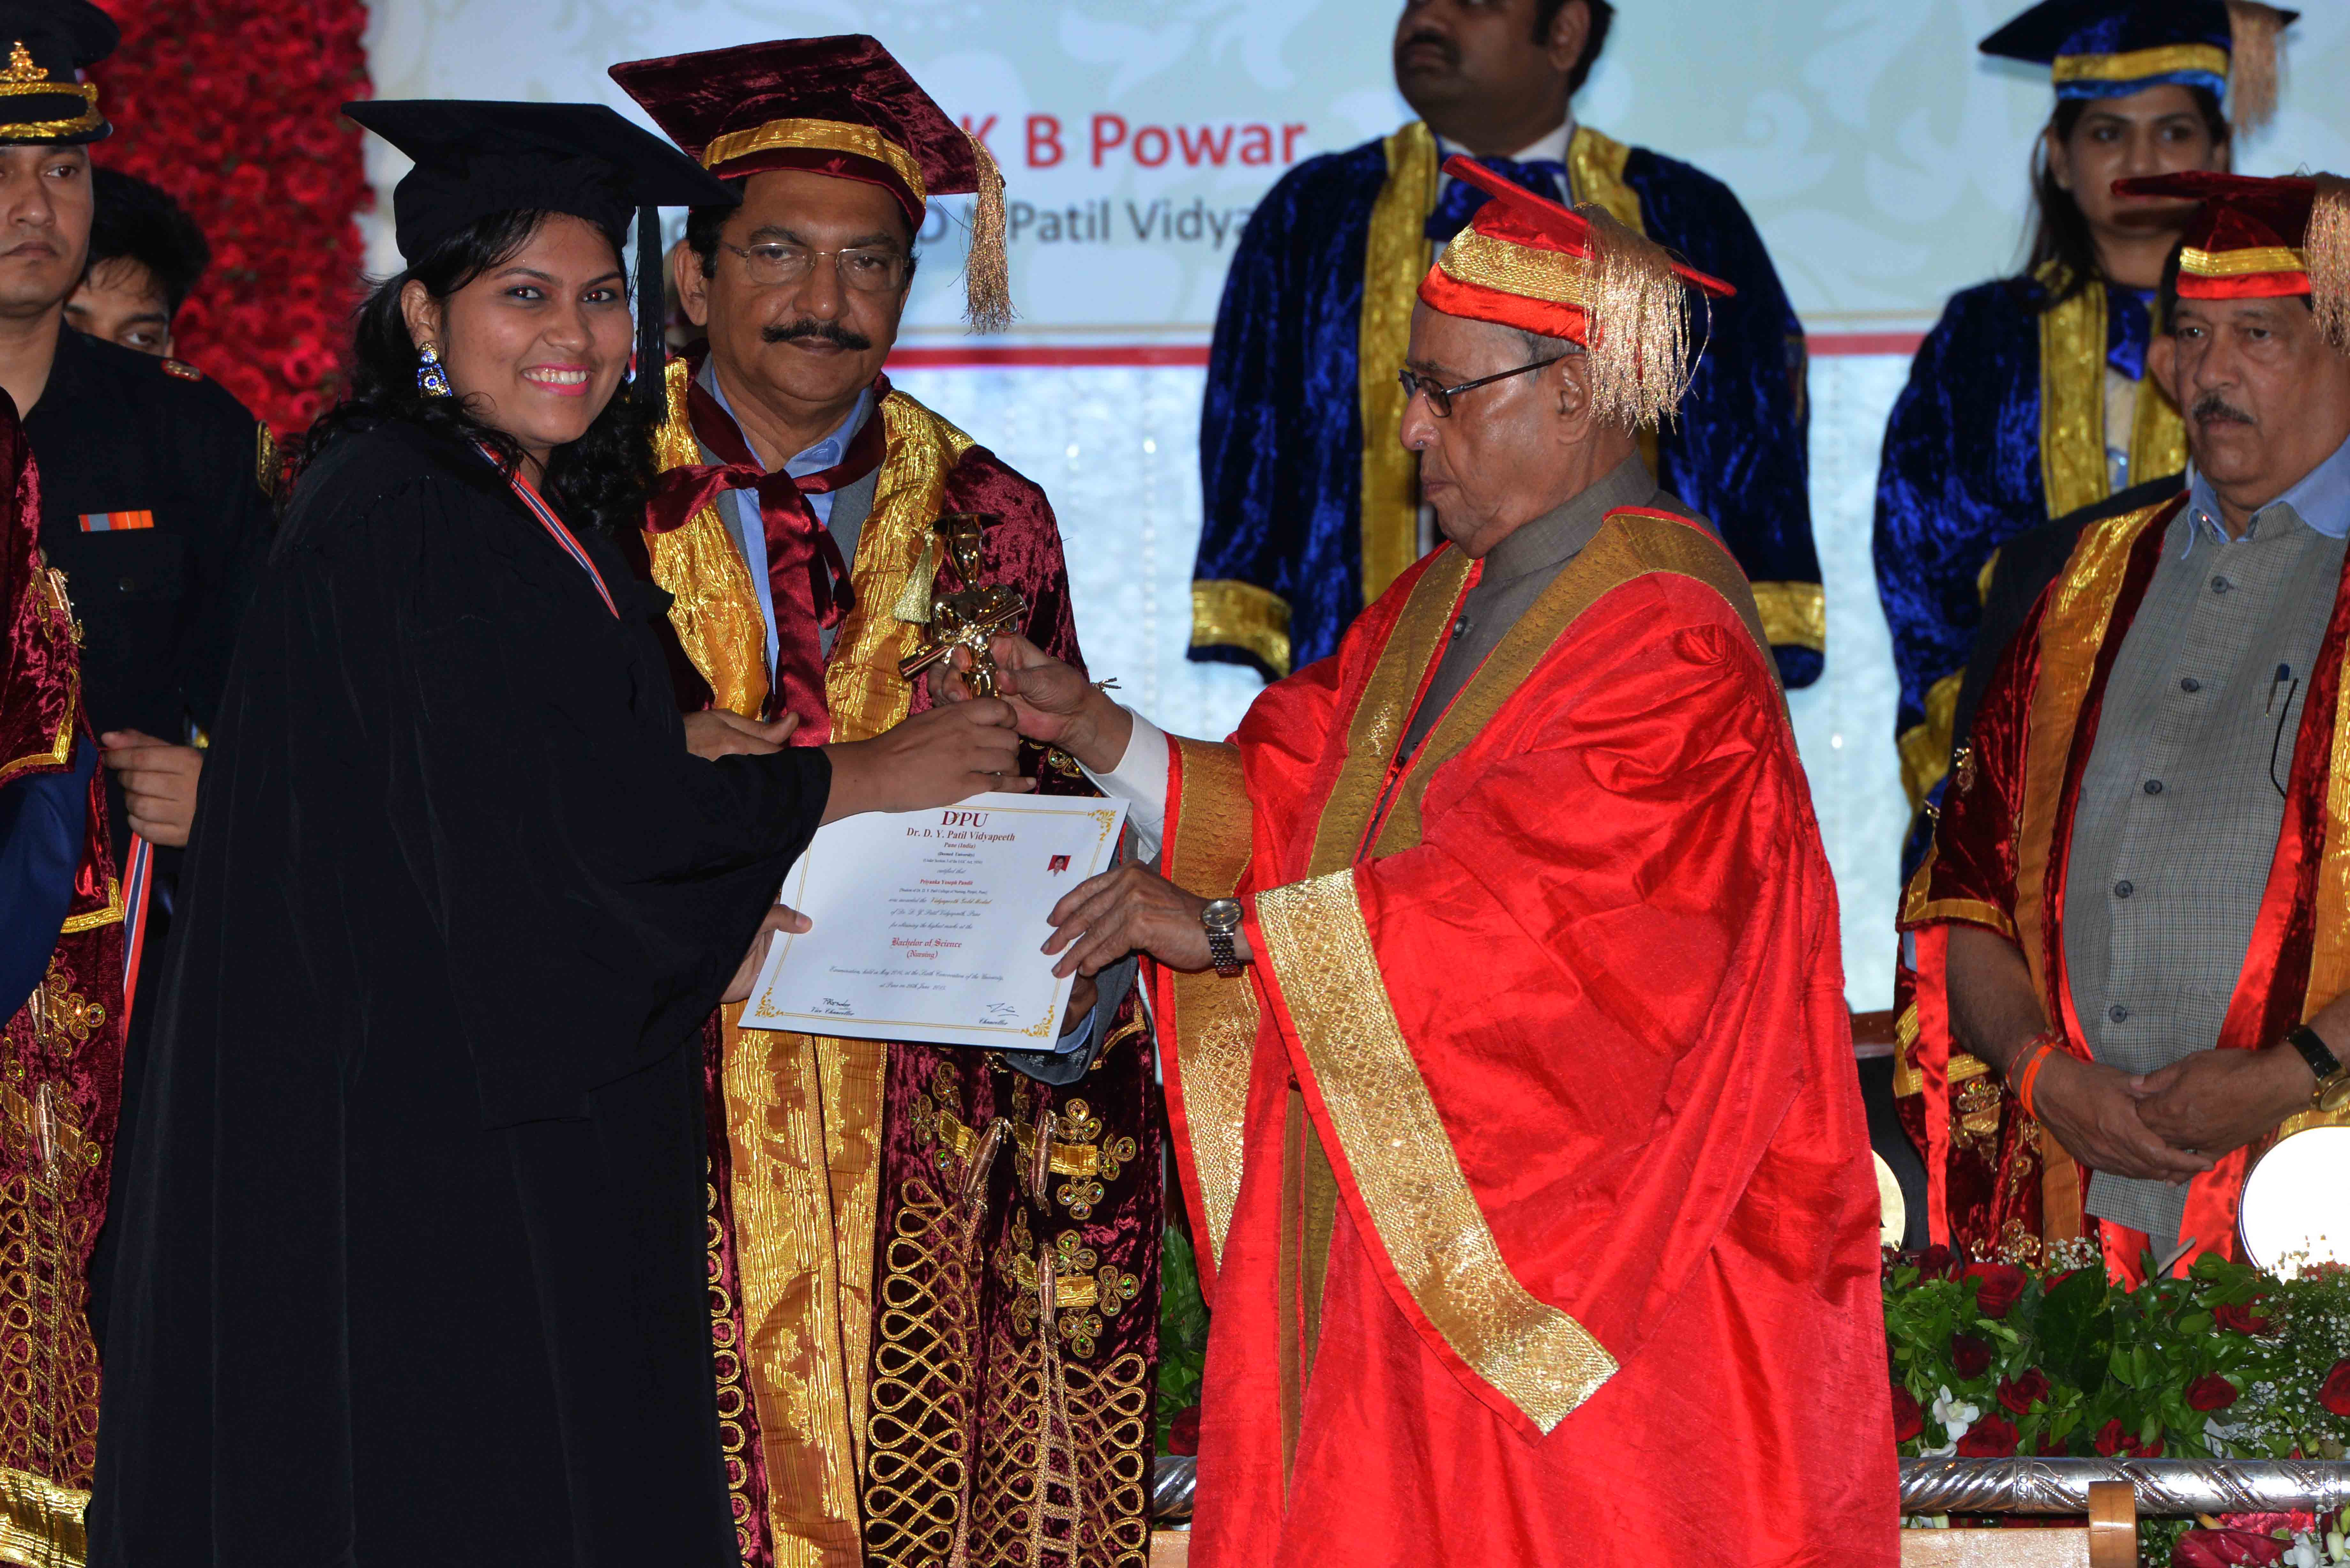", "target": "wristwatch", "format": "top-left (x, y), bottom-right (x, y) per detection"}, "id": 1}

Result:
top-left (2284, 1024), bottom-right (2350, 1113)
top-left (1201, 899), bottom-right (1245, 978)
